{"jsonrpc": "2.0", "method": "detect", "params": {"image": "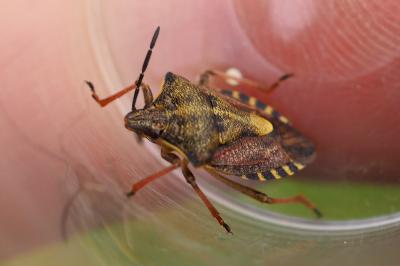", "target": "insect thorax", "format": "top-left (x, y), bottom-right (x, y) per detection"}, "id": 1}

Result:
top-left (153, 72), bottom-right (274, 166)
